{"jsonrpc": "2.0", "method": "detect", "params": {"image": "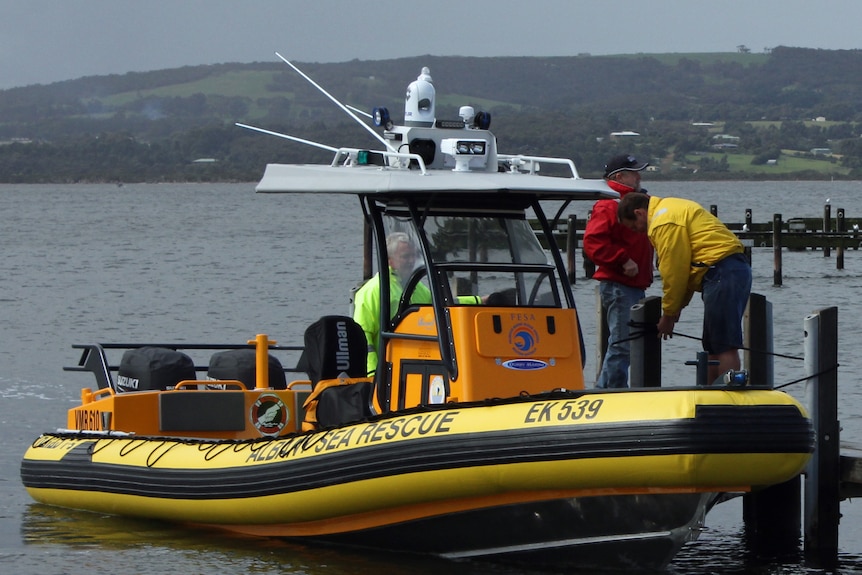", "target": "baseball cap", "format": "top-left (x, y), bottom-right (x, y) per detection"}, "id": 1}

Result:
top-left (603, 154), bottom-right (649, 178)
